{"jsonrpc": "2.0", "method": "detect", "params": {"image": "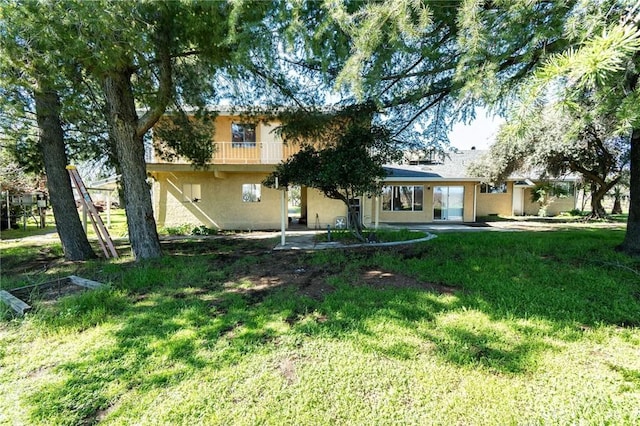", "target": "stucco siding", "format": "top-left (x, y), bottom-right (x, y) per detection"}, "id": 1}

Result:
top-left (523, 189), bottom-right (576, 216)
top-left (305, 189), bottom-right (347, 229)
top-left (476, 182), bottom-right (513, 216)
top-left (152, 171), bottom-right (284, 230)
